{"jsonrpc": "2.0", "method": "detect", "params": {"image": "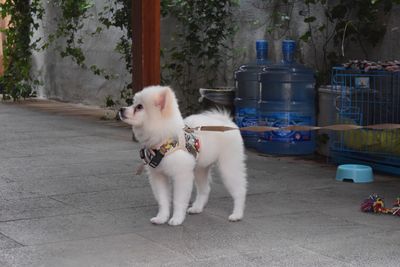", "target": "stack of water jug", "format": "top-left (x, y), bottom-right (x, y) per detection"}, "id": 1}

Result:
top-left (234, 40), bottom-right (316, 155)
